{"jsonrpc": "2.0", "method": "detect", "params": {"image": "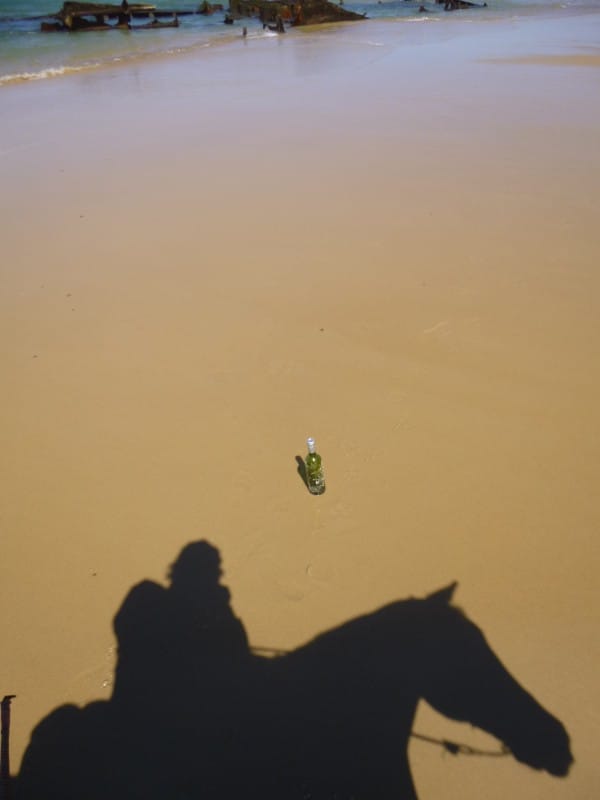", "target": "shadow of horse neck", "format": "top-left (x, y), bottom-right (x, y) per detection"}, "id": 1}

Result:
top-left (261, 598), bottom-right (468, 794)
top-left (277, 597), bottom-right (463, 724)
